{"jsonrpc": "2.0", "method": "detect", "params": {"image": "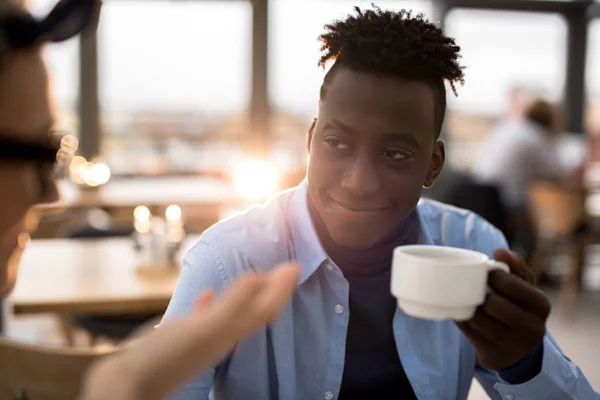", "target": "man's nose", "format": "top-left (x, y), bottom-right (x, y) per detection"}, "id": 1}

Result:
top-left (340, 157), bottom-right (381, 197)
